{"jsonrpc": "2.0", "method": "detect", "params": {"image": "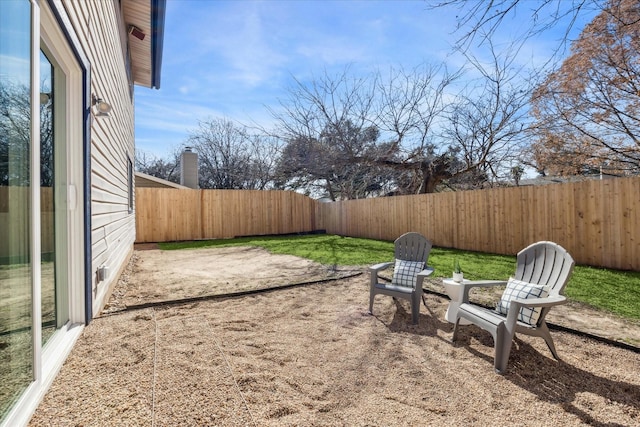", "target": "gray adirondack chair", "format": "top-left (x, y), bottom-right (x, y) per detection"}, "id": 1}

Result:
top-left (452, 241), bottom-right (575, 374)
top-left (369, 232), bottom-right (434, 325)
